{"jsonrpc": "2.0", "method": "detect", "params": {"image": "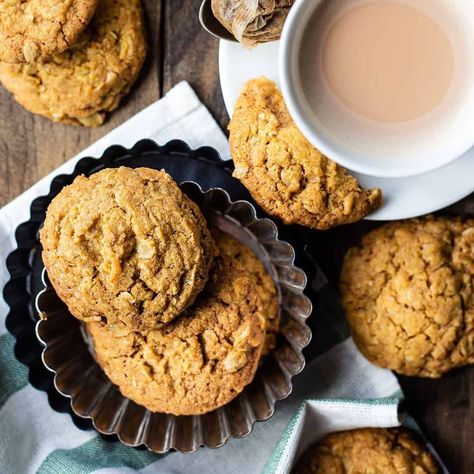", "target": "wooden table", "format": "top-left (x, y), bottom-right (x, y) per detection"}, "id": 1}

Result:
top-left (0, 1), bottom-right (472, 472)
